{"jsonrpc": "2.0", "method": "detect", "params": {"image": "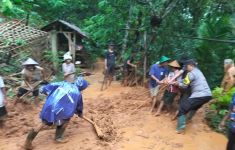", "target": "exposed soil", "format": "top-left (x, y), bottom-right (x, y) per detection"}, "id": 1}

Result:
top-left (0, 60), bottom-right (227, 150)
